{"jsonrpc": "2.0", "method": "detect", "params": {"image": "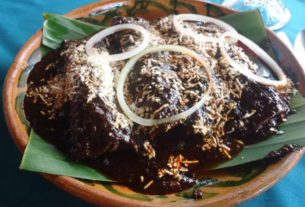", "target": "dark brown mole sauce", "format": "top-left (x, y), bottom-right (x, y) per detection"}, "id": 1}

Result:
top-left (88, 123), bottom-right (241, 194)
top-left (92, 81), bottom-right (291, 195)
top-left (90, 87), bottom-right (292, 195)
top-left (25, 55), bottom-right (291, 195)
top-left (24, 45), bottom-right (291, 195)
